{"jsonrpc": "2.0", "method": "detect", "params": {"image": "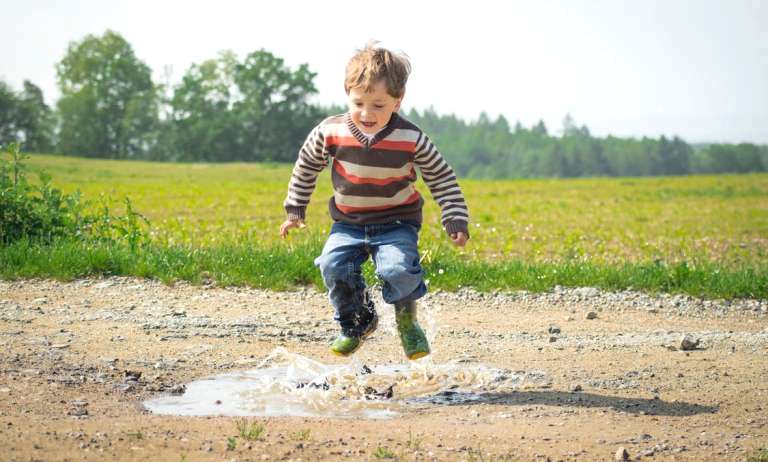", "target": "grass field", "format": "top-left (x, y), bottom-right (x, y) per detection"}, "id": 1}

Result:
top-left (25, 154), bottom-right (767, 265)
top-left (5, 154), bottom-right (767, 298)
